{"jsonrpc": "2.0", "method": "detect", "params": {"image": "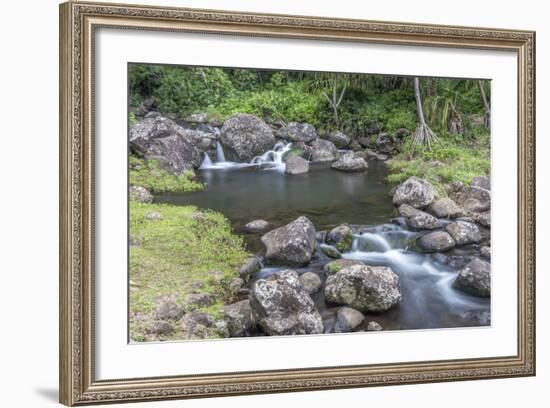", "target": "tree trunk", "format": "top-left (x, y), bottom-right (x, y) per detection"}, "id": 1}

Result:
top-left (478, 81), bottom-right (491, 128)
top-left (414, 77), bottom-right (426, 126)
